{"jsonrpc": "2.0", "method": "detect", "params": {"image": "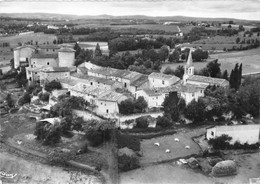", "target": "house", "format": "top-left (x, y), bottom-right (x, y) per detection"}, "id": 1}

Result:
top-left (58, 47), bottom-right (75, 67)
top-left (129, 74), bottom-right (149, 95)
top-left (38, 45), bottom-right (61, 54)
top-left (95, 91), bottom-right (127, 115)
top-left (183, 49), bottom-right (229, 87)
top-left (206, 124), bottom-right (260, 144)
top-left (136, 88), bottom-right (167, 108)
top-left (149, 72), bottom-right (180, 88)
top-left (39, 67), bottom-right (70, 86)
top-left (26, 66), bottom-right (45, 84)
top-left (14, 45), bottom-right (37, 68)
top-left (30, 53), bottom-right (59, 68)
